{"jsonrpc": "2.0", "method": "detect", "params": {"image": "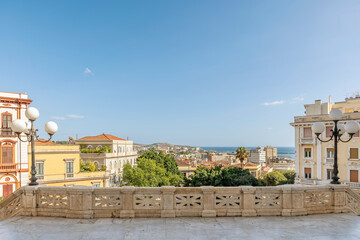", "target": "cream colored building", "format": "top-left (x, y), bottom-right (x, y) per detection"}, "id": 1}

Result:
top-left (0, 91), bottom-right (32, 199)
top-left (290, 96), bottom-right (360, 184)
top-left (76, 134), bottom-right (137, 186)
top-left (30, 141), bottom-right (108, 187)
